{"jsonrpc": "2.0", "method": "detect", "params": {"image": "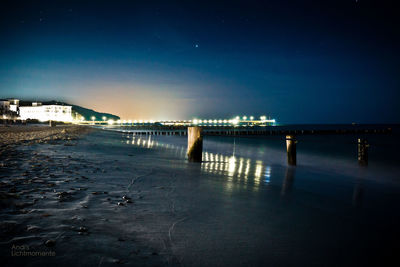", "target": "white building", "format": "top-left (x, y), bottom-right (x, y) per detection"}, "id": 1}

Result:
top-left (19, 103), bottom-right (73, 122)
top-left (9, 99), bottom-right (19, 113)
